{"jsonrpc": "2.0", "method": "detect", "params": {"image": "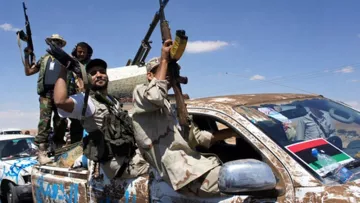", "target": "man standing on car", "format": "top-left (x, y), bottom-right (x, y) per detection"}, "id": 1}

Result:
top-left (131, 40), bottom-right (234, 197)
top-left (24, 34), bottom-right (68, 164)
top-left (66, 42), bottom-right (94, 144)
top-left (54, 58), bottom-right (148, 179)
